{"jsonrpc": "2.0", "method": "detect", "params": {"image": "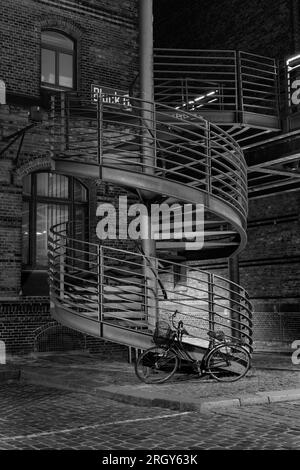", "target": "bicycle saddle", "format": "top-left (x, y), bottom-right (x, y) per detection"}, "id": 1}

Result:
top-left (207, 330), bottom-right (225, 341)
